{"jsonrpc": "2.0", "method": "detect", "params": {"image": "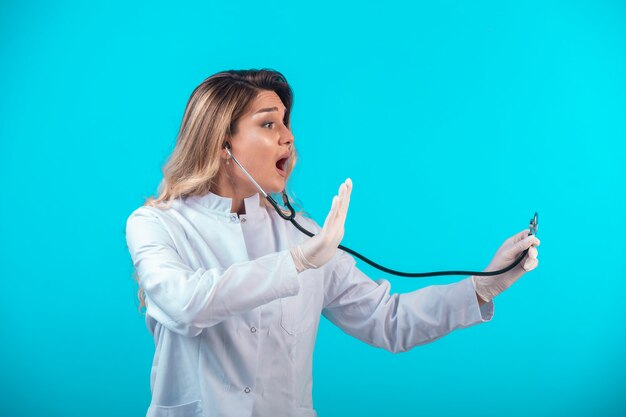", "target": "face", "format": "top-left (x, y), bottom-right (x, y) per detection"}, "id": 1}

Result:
top-left (221, 90), bottom-right (295, 195)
